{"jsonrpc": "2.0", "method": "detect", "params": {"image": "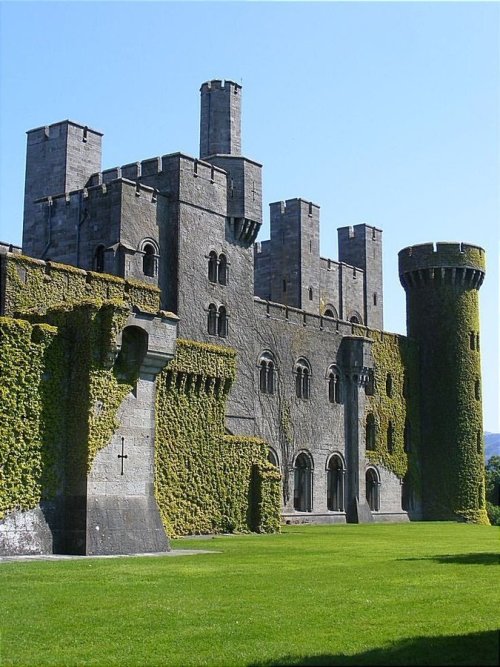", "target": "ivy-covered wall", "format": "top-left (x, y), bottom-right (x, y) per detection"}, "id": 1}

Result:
top-left (155, 339), bottom-right (281, 537)
top-left (1, 253), bottom-right (161, 316)
top-left (354, 327), bottom-right (421, 498)
top-left (0, 317), bottom-right (64, 519)
top-left (1, 253), bottom-right (282, 541)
